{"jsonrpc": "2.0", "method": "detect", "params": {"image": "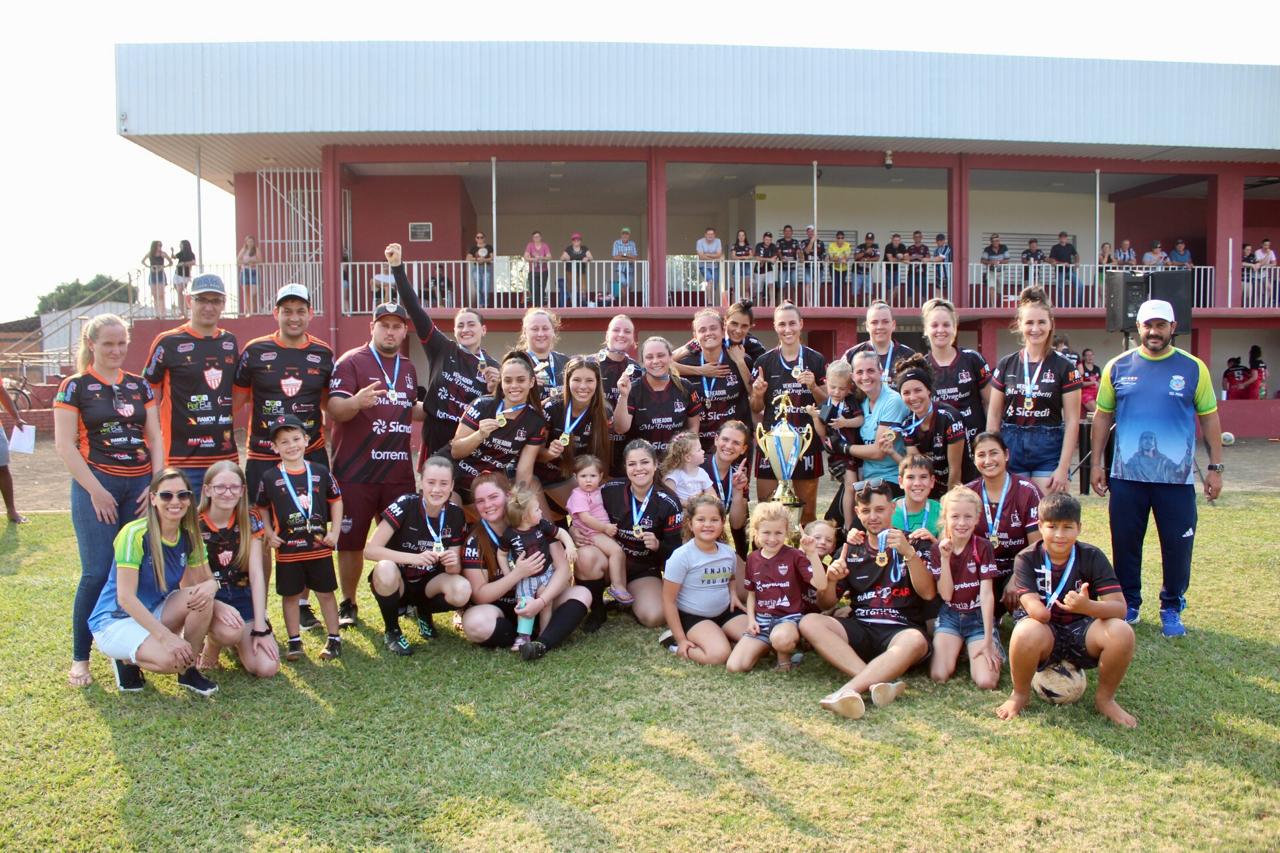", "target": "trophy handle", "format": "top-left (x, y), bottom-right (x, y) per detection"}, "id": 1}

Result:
top-left (798, 424), bottom-right (814, 459)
